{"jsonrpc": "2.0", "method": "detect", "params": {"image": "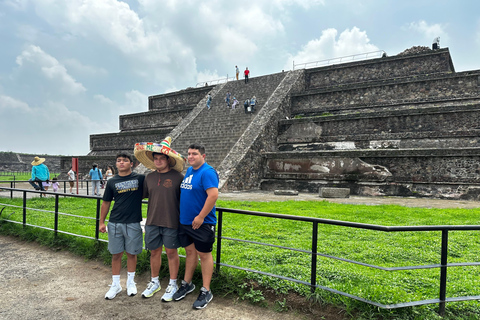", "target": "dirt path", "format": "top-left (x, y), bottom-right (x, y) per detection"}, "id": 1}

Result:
top-left (1, 235), bottom-right (343, 320)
